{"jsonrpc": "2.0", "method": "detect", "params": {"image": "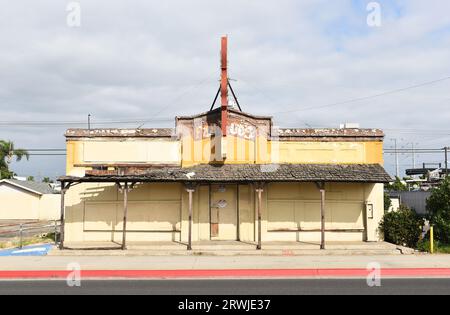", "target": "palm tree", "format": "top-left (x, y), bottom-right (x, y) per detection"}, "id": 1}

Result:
top-left (42, 177), bottom-right (54, 184)
top-left (0, 140), bottom-right (29, 179)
